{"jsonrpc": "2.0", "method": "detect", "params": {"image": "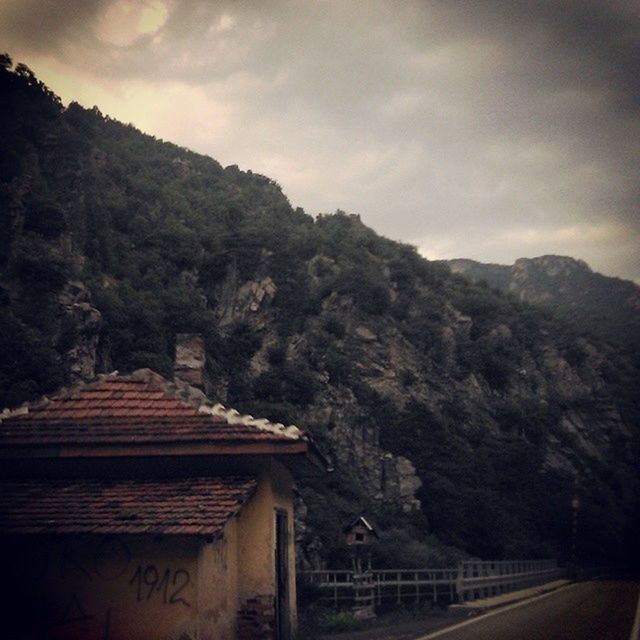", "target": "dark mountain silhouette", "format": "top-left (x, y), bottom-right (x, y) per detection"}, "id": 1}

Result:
top-left (1, 56), bottom-right (638, 568)
top-left (447, 256), bottom-right (640, 350)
